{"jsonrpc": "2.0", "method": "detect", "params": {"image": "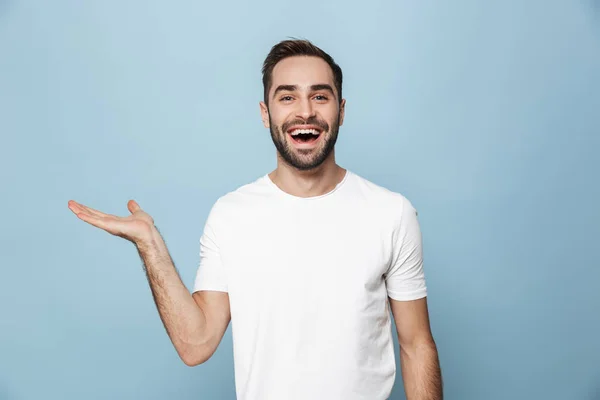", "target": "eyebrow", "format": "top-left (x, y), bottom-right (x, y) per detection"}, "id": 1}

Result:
top-left (273, 84), bottom-right (336, 98)
top-left (310, 84), bottom-right (335, 96)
